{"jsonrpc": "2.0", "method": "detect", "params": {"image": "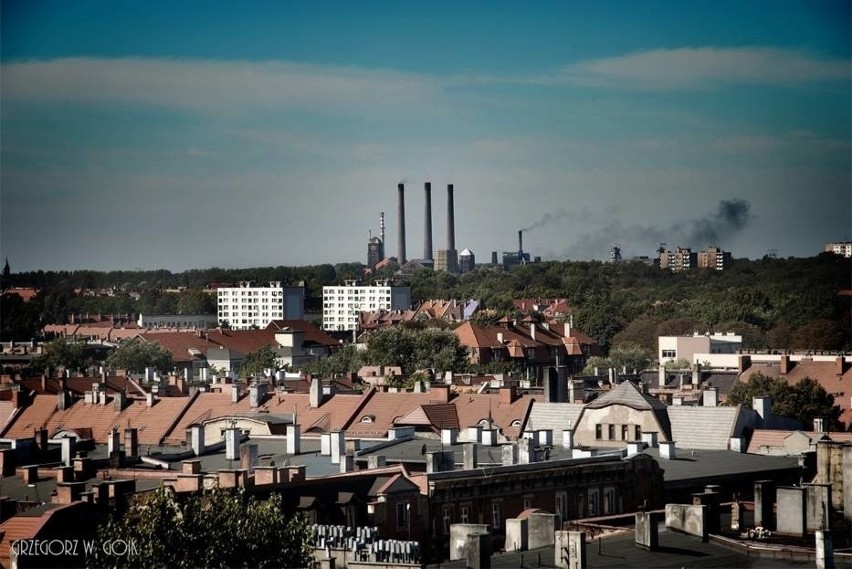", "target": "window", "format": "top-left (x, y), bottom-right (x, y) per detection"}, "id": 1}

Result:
top-left (662, 350), bottom-right (676, 358)
top-left (442, 508), bottom-right (452, 534)
top-left (588, 489), bottom-right (599, 517)
top-left (491, 502), bottom-right (501, 529)
top-left (634, 425), bottom-right (642, 440)
top-left (595, 425), bottom-right (602, 440)
top-left (607, 424), bottom-right (615, 441)
top-left (396, 502), bottom-right (409, 531)
top-left (604, 487), bottom-right (616, 515)
top-left (555, 493), bottom-right (567, 527)
top-left (523, 495), bottom-right (533, 511)
top-left (621, 425), bottom-right (629, 441)
top-left (460, 505), bottom-right (469, 524)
